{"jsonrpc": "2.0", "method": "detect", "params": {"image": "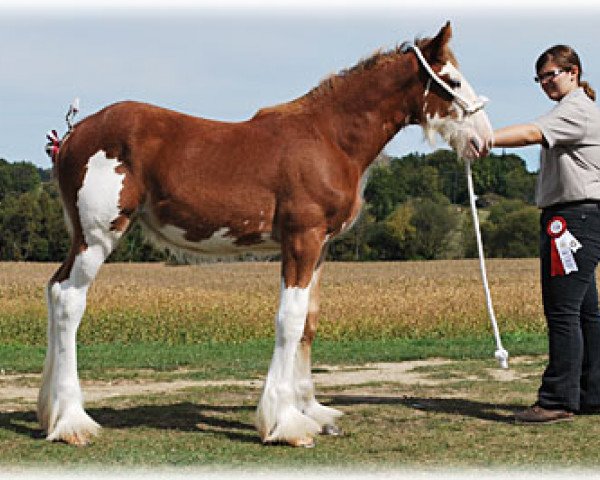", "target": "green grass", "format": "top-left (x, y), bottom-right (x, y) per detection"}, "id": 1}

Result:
top-left (5, 354), bottom-right (600, 469)
top-left (7, 334), bottom-right (600, 470)
top-left (1, 334), bottom-right (567, 469)
top-left (0, 333), bottom-right (547, 377)
top-left (0, 261), bottom-right (567, 469)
